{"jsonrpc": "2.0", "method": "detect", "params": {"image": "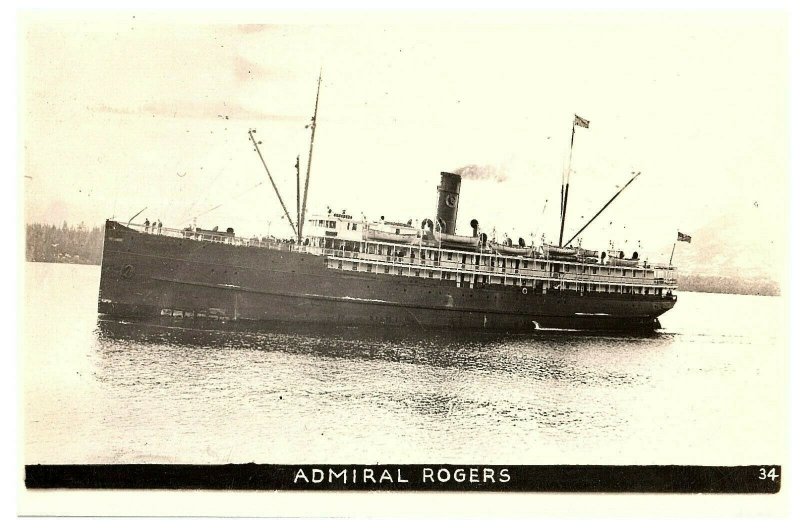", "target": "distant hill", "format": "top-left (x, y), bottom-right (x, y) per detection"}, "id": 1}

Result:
top-left (655, 210), bottom-right (782, 296)
top-left (677, 273), bottom-right (779, 297)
